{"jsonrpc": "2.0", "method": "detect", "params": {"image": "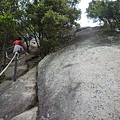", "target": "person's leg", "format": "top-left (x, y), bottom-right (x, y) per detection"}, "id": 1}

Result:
top-left (20, 47), bottom-right (28, 55)
top-left (13, 45), bottom-right (21, 53)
